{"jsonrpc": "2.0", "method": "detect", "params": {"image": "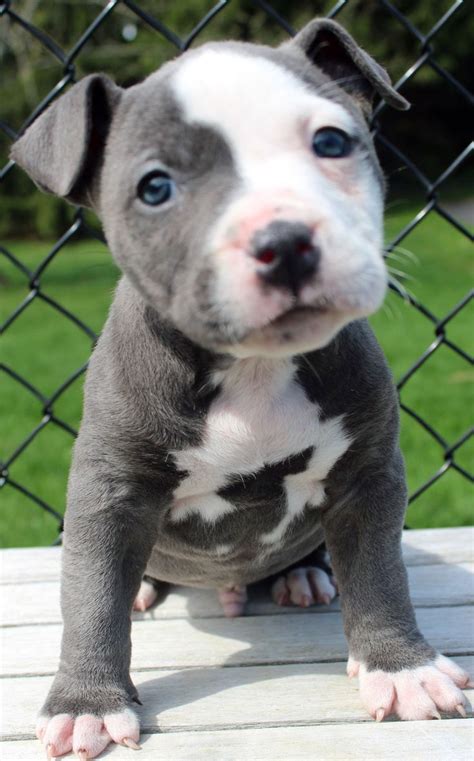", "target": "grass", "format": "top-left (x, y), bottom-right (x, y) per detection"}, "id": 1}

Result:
top-left (1, 205), bottom-right (473, 547)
